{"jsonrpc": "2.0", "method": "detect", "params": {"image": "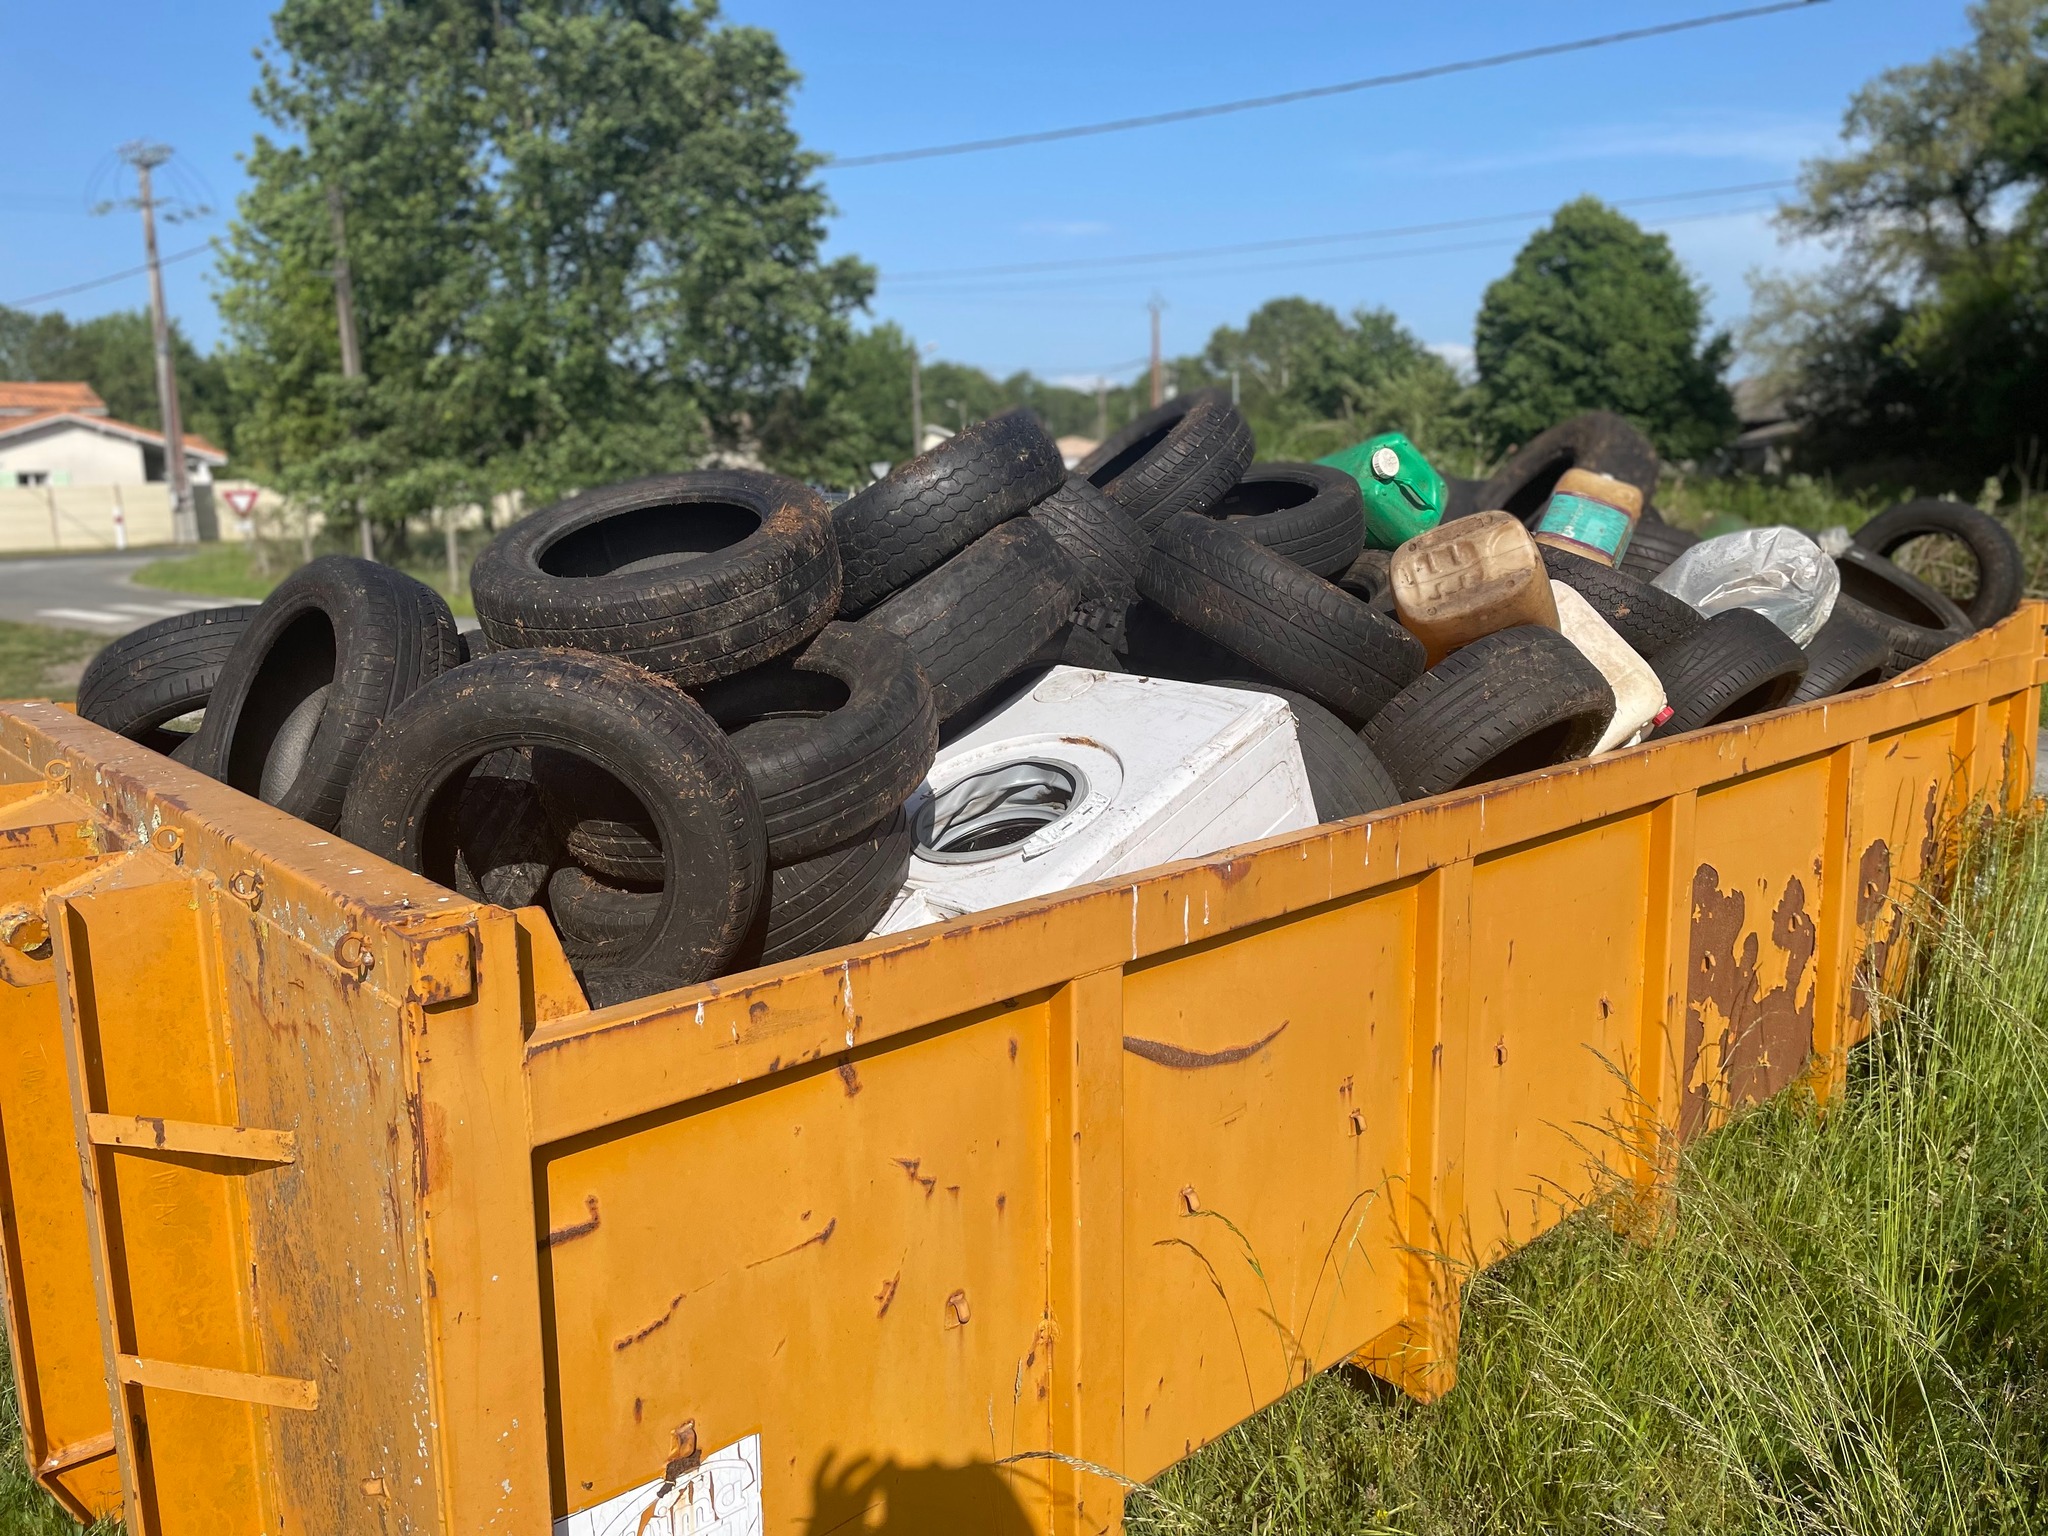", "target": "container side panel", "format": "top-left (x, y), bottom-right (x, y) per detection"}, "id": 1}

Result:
top-left (0, 844), bottom-right (119, 1519)
top-left (543, 997), bottom-right (1056, 1535)
top-left (1684, 758), bottom-right (1832, 1139)
top-left (62, 874), bottom-right (270, 1534)
top-left (1847, 716), bottom-right (1970, 1045)
top-left (1461, 817), bottom-right (1653, 1266)
top-left (1119, 892), bottom-right (1413, 1479)
top-left (217, 902), bottom-right (442, 1536)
